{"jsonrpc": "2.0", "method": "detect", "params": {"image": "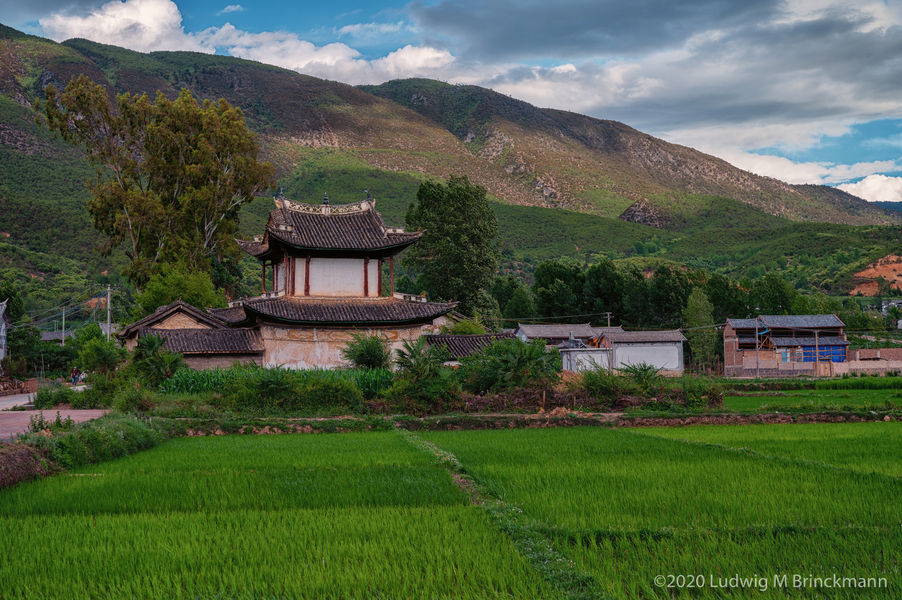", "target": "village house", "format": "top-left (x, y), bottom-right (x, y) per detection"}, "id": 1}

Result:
top-left (119, 193), bottom-right (457, 369)
top-left (723, 314), bottom-right (850, 377)
top-left (515, 323), bottom-right (625, 347)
